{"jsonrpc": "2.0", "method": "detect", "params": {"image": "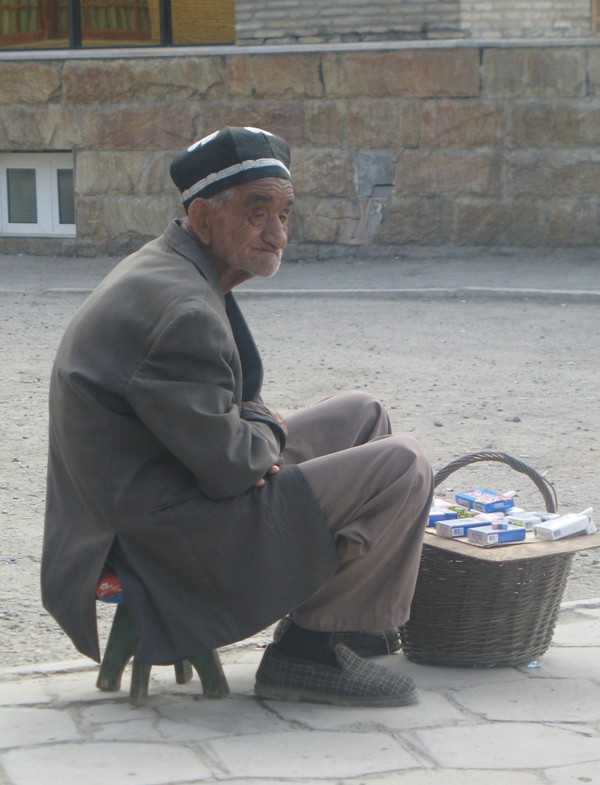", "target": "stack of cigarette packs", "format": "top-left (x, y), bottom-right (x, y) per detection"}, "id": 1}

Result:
top-left (433, 489), bottom-right (596, 547)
